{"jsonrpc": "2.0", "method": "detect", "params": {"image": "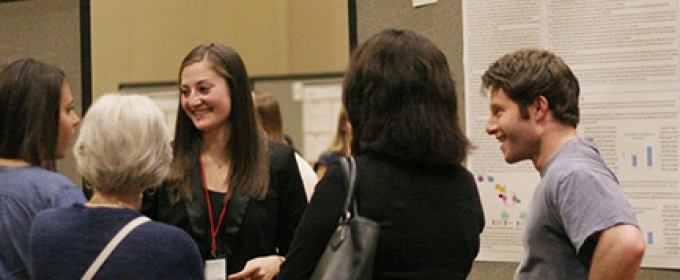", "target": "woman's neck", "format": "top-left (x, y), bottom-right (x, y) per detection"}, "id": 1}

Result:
top-left (0, 158), bottom-right (30, 167)
top-left (201, 127), bottom-right (230, 164)
top-left (199, 124), bottom-right (232, 193)
top-left (87, 191), bottom-right (142, 211)
top-left (201, 123), bottom-right (230, 147)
